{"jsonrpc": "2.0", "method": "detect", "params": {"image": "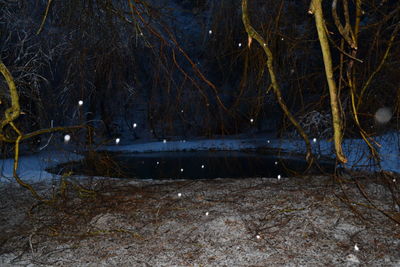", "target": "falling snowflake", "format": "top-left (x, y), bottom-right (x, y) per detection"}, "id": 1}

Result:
top-left (156, 161), bottom-right (159, 165)
top-left (354, 244), bottom-right (359, 251)
top-left (275, 161), bottom-right (278, 165)
top-left (180, 168), bottom-right (184, 172)
top-left (277, 174), bottom-right (281, 180)
top-left (64, 134), bottom-right (71, 143)
top-left (313, 138), bottom-right (317, 143)
top-left (163, 139), bottom-right (167, 143)
top-left (201, 165), bottom-right (205, 169)
top-left (115, 138), bottom-right (120, 144)
top-left (238, 43), bottom-right (242, 47)
top-left (205, 212), bottom-right (209, 216)
top-left (78, 100), bottom-right (83, 106)
top-left (133, 123), bottom-right (137, 128)
top-left (256, 235), bottom-right (261, 239)
top-left (208, 30), bottom-right (212, 34)
top-left (178, 193), bottom-right (182, 197)
top-left (250, 118), bottom-right (254, 123)
top-left (267, 140), bottom-right (270, 144)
